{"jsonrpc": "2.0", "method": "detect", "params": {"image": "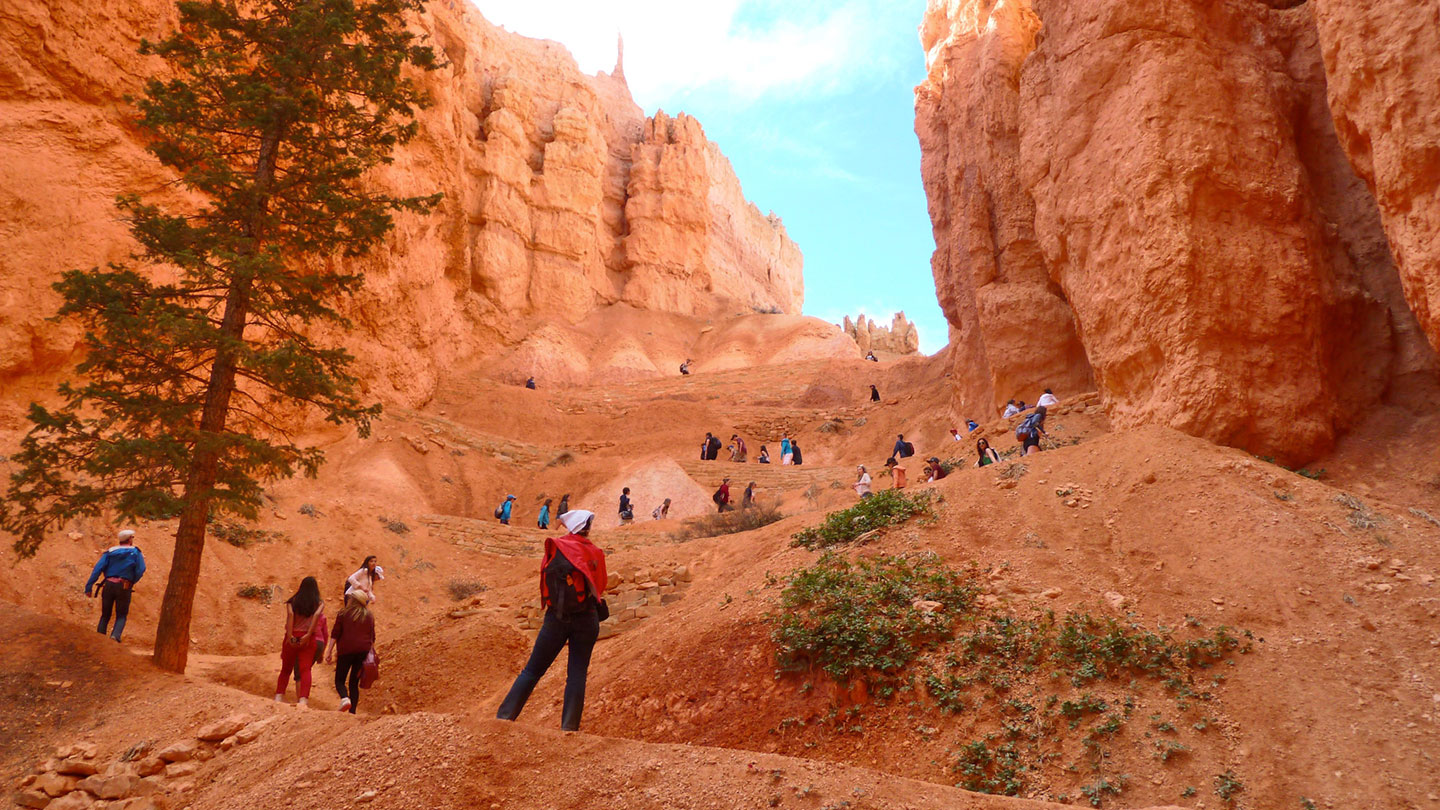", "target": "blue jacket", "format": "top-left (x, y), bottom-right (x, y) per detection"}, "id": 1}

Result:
top-left (781, 439), bottom-right (792, 455)
top-left (500, 501), bottom-right (513, 520)
top-left (537, 505), bottom-right (550, 526)
top-left (86, 545), bottom-right (146, 590)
